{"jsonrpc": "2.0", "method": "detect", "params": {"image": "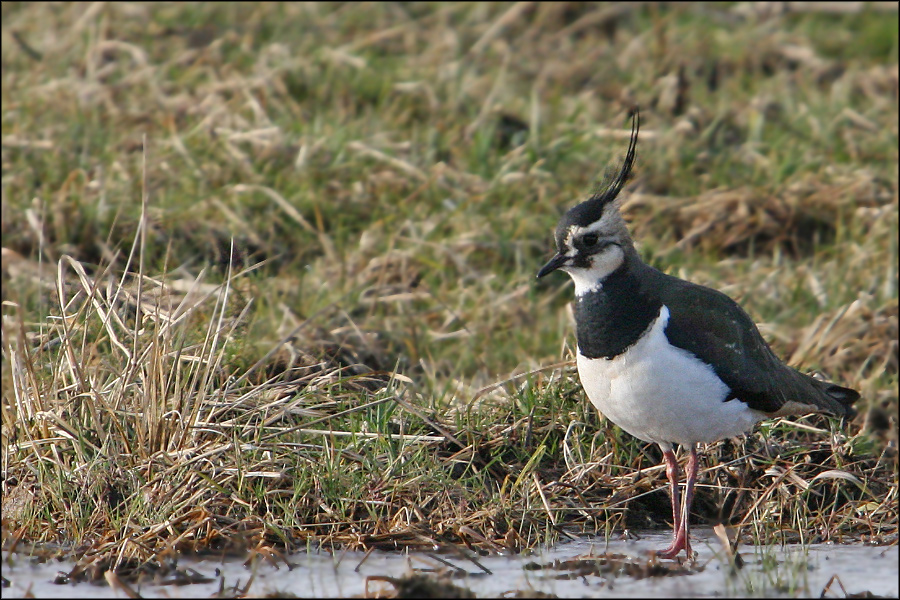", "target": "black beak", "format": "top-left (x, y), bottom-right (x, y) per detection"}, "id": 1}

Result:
top-left (537, 253), bottom-right (568, 278)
